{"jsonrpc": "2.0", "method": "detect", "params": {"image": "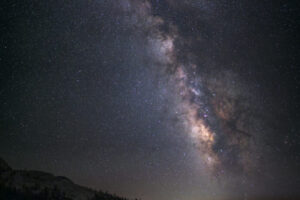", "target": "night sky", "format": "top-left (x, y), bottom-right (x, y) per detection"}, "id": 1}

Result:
top-left (1, 0), bottom-right (300, 200)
